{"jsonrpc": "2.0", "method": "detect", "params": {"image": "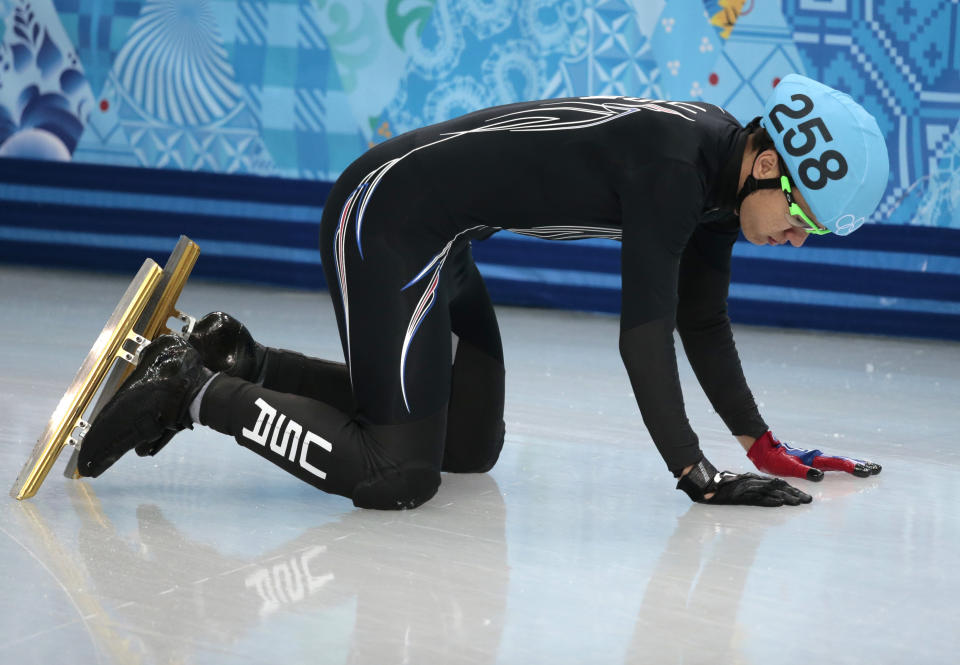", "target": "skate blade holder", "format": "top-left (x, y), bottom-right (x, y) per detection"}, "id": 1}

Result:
top-left (10, 236), bottom-right (200, 500)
